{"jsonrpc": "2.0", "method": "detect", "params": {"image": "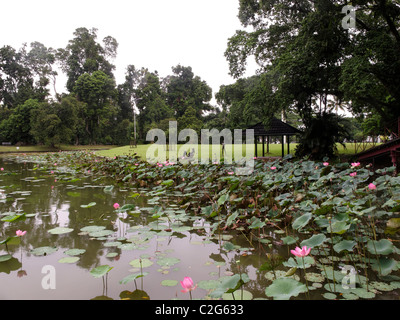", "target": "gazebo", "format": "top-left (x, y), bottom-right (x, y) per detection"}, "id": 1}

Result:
top-left (245, 117), bottom-right (302, 158)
